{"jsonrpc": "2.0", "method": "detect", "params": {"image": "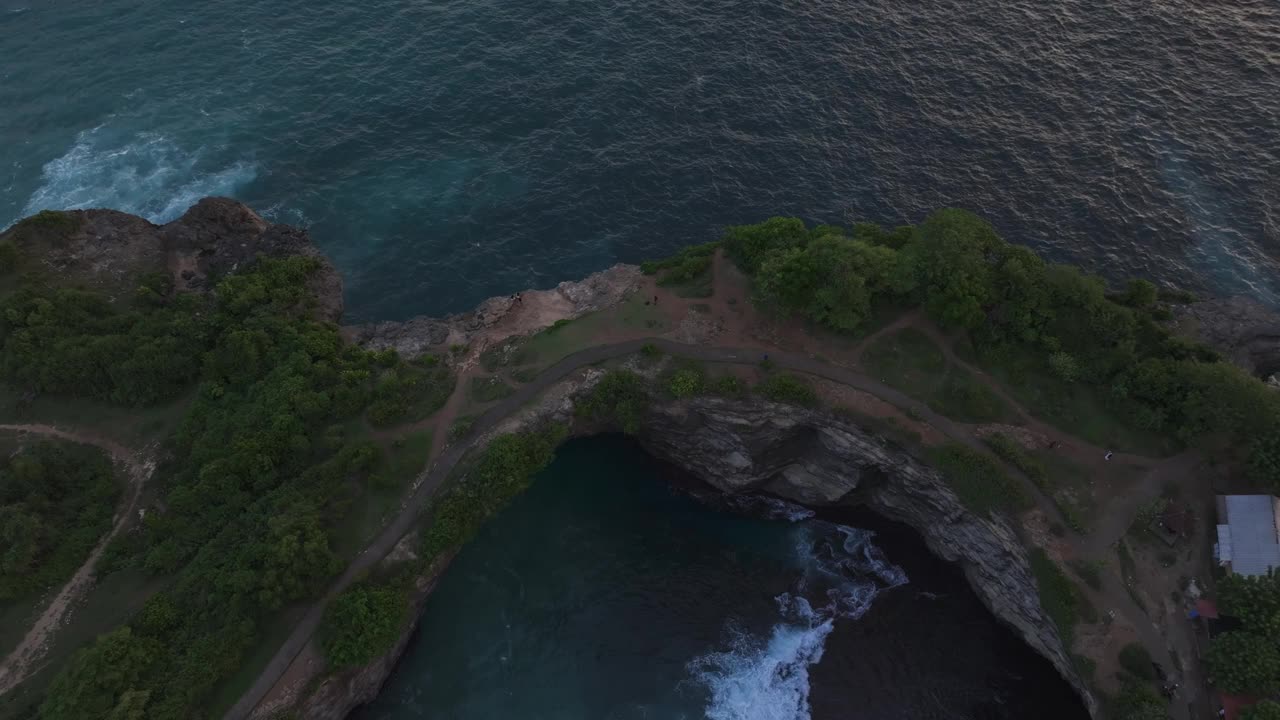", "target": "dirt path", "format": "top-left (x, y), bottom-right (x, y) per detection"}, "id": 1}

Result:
top-left (0, 424), bottom-right (154, 696)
